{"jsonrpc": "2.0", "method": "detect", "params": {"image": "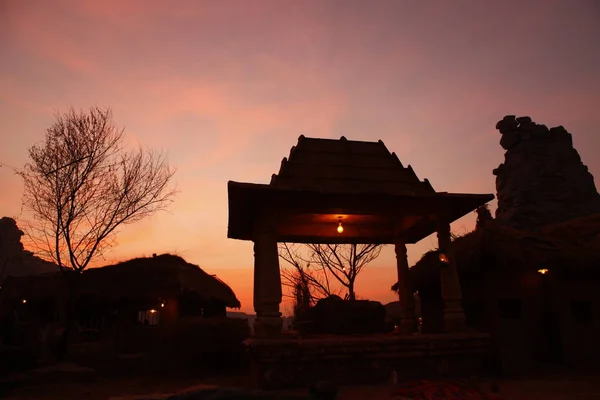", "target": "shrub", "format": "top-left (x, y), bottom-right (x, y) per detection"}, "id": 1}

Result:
top-left (311, 297), bottom-right (386, 334)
